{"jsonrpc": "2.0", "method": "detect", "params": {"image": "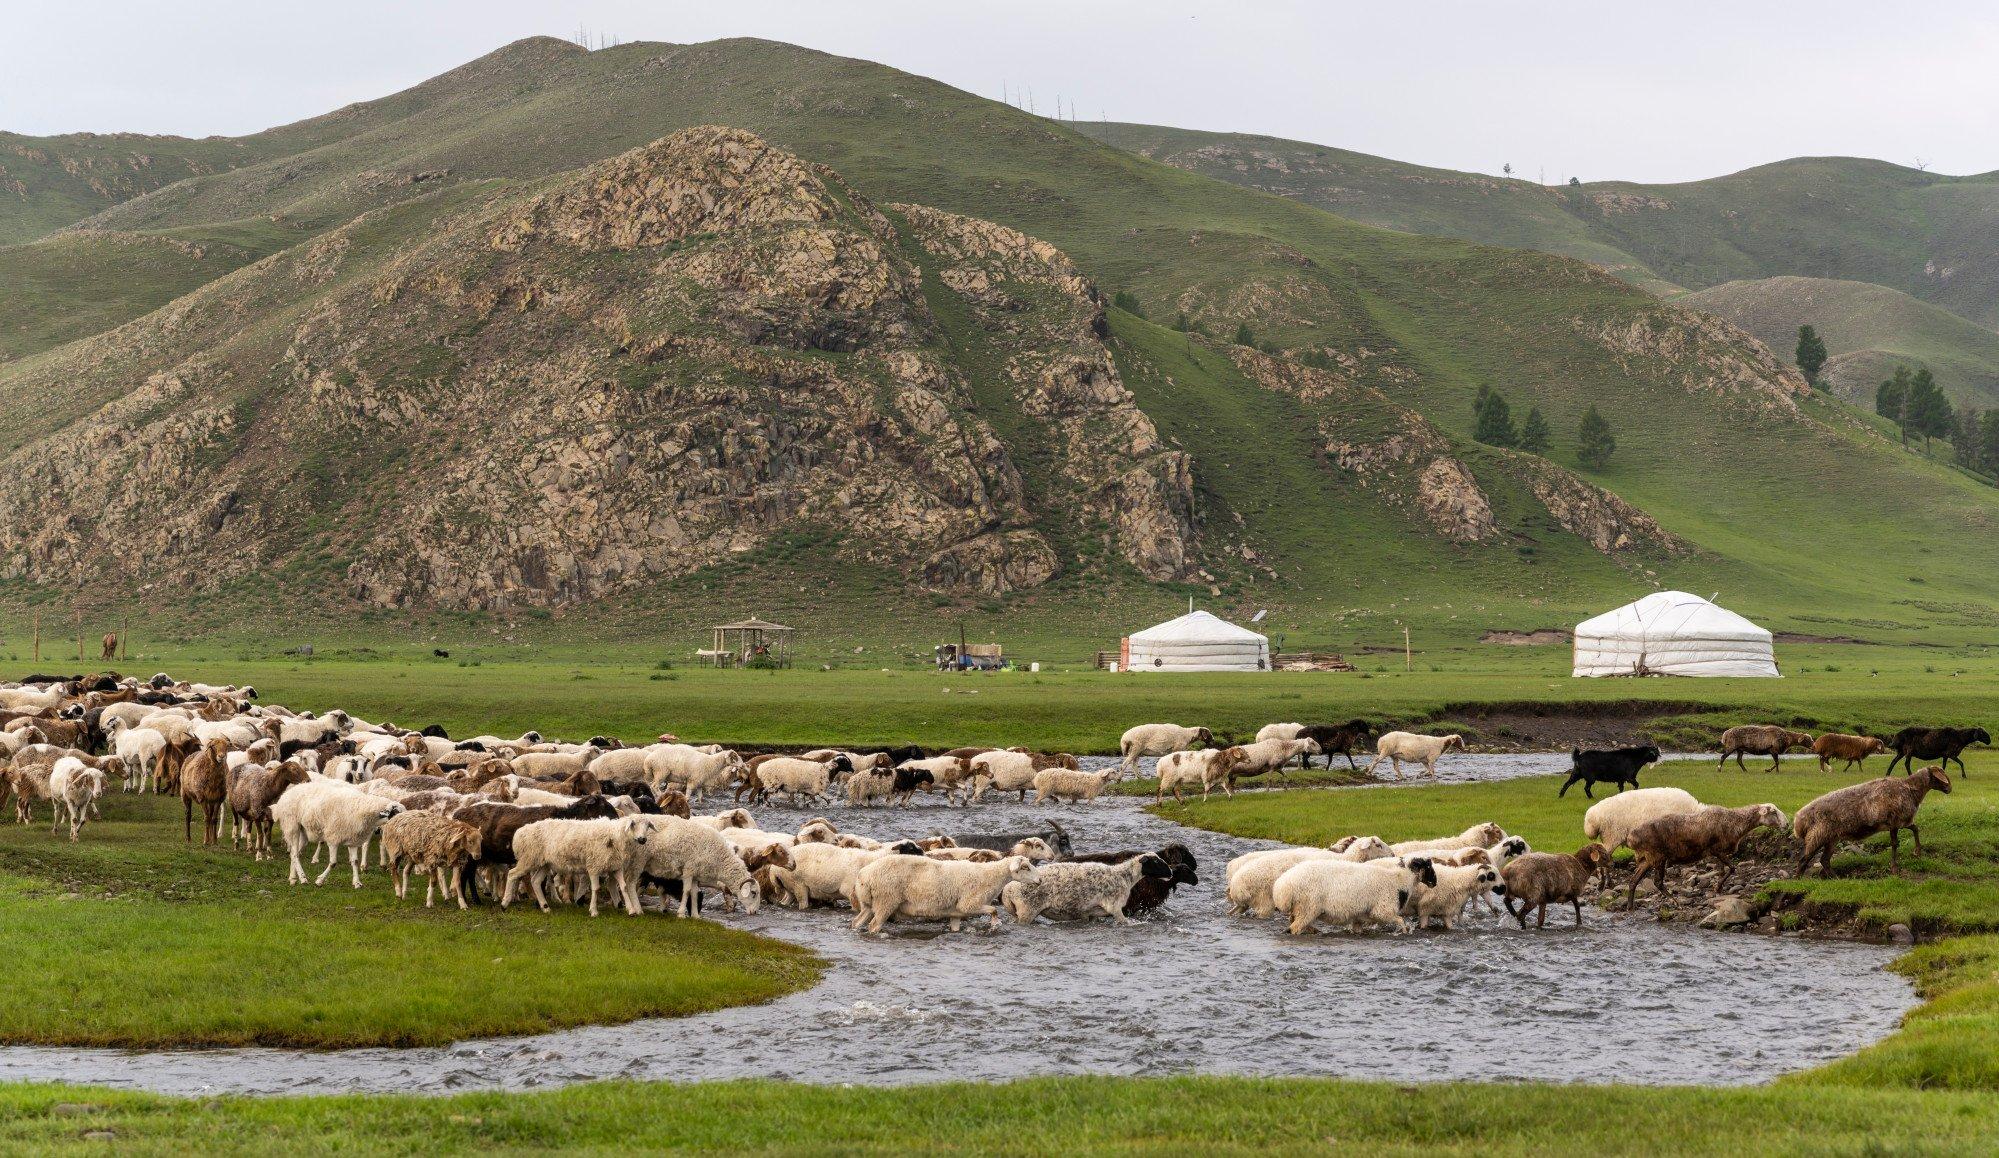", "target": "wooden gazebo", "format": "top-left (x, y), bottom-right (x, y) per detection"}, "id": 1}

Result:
top-left (703, 617), bottom-right (795, 668)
